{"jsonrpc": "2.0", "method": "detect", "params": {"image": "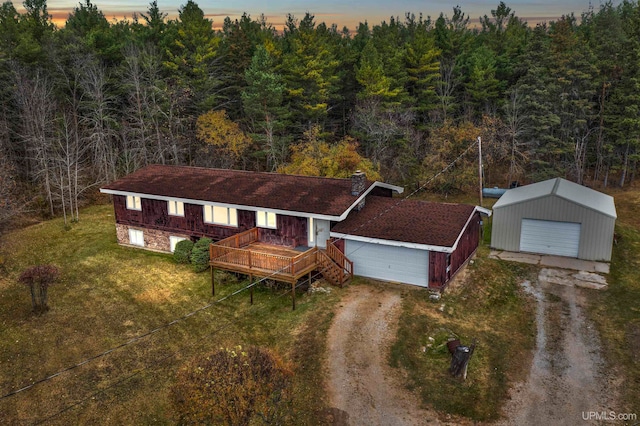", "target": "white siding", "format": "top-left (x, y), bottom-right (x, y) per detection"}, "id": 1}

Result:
top-left (520, 219), bottom-right (580, 257)
top-left (345, 240), bottom-right (428, 287)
